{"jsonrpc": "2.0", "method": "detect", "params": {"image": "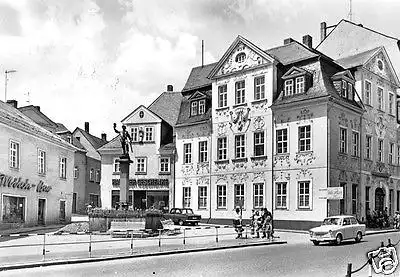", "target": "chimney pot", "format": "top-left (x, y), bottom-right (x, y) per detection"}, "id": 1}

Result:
top-left (302, 35), bottom-right (313, 48)
top-left (6, 100), bottom-right (17, 108)
top-left (101, 133), bottom-right (107, 141)
top-left (167, 85), bottom-right (173, 92)
top-left (284, 38), bottom-right (294, 45)
top-left (84, 122), bottom-right (89, 133)
top-left (320, 22), bottom-right (327, 42)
